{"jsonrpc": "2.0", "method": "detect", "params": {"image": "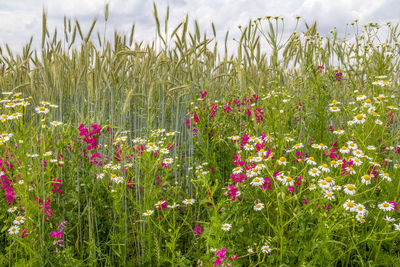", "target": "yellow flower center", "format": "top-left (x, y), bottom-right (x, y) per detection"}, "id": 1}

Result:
top-left (365, 99), bottom-right (371, 103)
top-left (322, 164), bottom-right (328, 168)
top-left (347, 202), bottom-right (354, 207)
top-left (363, 175), bottom-right (371, 180)
top-left (279, 157), bottom-right (286, 162)
top-left (325, 177), bottom-right (332, 182)
top-left (383, 203), bottom-right (389, 208)
top-left (347, 184), bottom-right (355, 190)
top-left (286, 177), bottom-right (292, 182)
top-left (356, 114), bottom-right (364, 120)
